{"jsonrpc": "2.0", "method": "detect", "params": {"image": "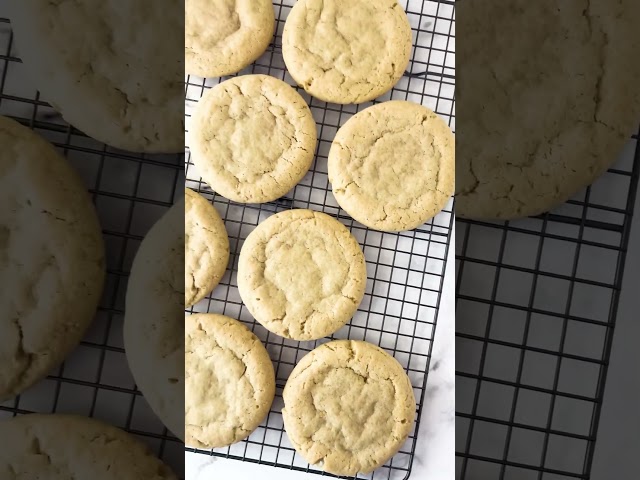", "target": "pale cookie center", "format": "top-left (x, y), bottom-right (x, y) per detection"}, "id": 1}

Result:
top-left (263, 226), bottom-right (351, 317)
top-left (298, 0), bottom-right (397, 82)
top-left (345, 130), bottom-right (440, 208)
top-left (305, 368), bottom-right (397, 451)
